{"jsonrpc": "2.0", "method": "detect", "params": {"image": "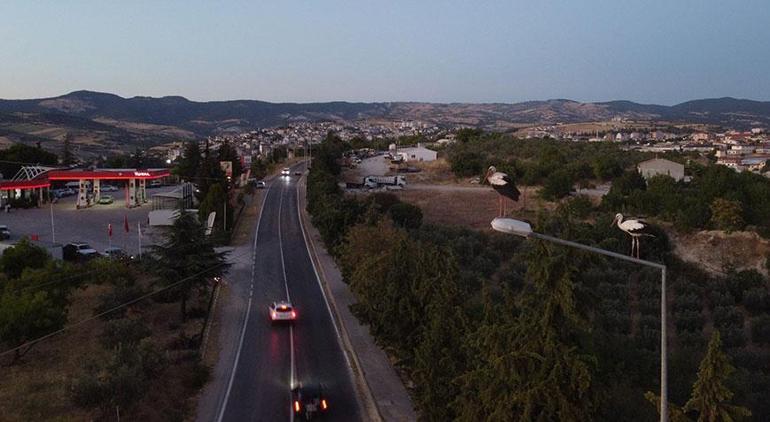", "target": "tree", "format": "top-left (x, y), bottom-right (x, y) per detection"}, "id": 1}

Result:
top-left (71, 340), bottom-right (164, 414)
top-left (250, 158), bottom-right (268, 180)
top-left (194, 141), bottom-right (226, 202)
top-left (130, 147), bottom-right (146, 168)
top-left (151, 208), bottom-right (229, 320)
top-left (541, 169), bottom-right (574, 200)
top-left (644, 391), bottom-right (692, 422)
top-left (174, 141), bottom-right (201, 180)
top-left (217, 139), bottom-right (243, 180)
top-left (453, 241), bottom-right (596, 421)
top-left (0, 238), bottom-right (51, 279)
top-left (0, 143), bottom-right (58, 179)
top-left (62, 134), bottom-right (75, 165)
top-left (683, 331), bottom-right (751, 421)
top-left (0, 287), bottom-right (67, 363)
top-left (388, 202), bottom-right (423, 229)
top-left (710, 198), bottom-right (744, 233)
top-left (198, 183), bottom-right (230, 231)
